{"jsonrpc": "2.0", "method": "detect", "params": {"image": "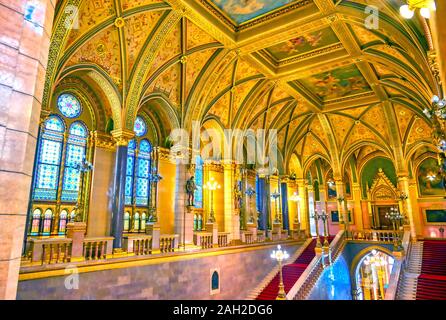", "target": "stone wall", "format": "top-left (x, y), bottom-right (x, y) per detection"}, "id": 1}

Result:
top-left (17, 243), bottom-right (301, 300)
